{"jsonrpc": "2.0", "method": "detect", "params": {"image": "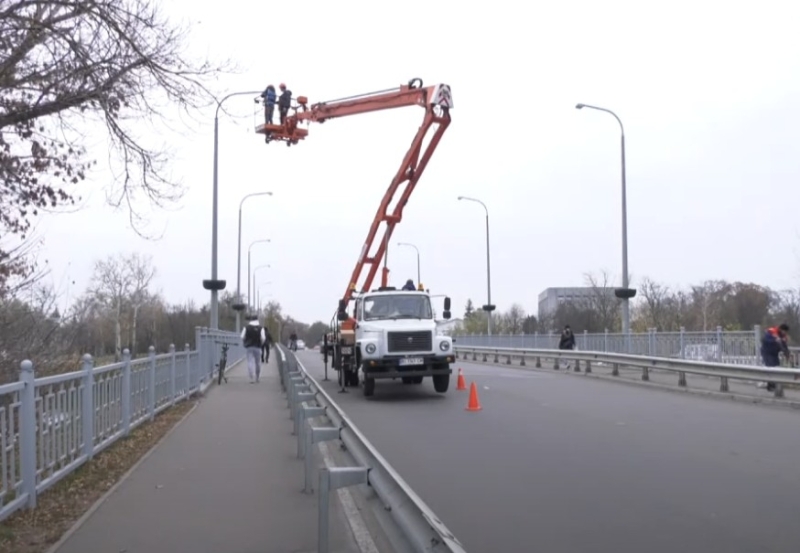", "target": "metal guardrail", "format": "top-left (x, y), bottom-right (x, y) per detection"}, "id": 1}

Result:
top-left (0, 327), bottom-right (245, 522)
top-left (275, 346), bottom-right (466, 553)
top-left (454, 346), bottom-right (800, 400)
